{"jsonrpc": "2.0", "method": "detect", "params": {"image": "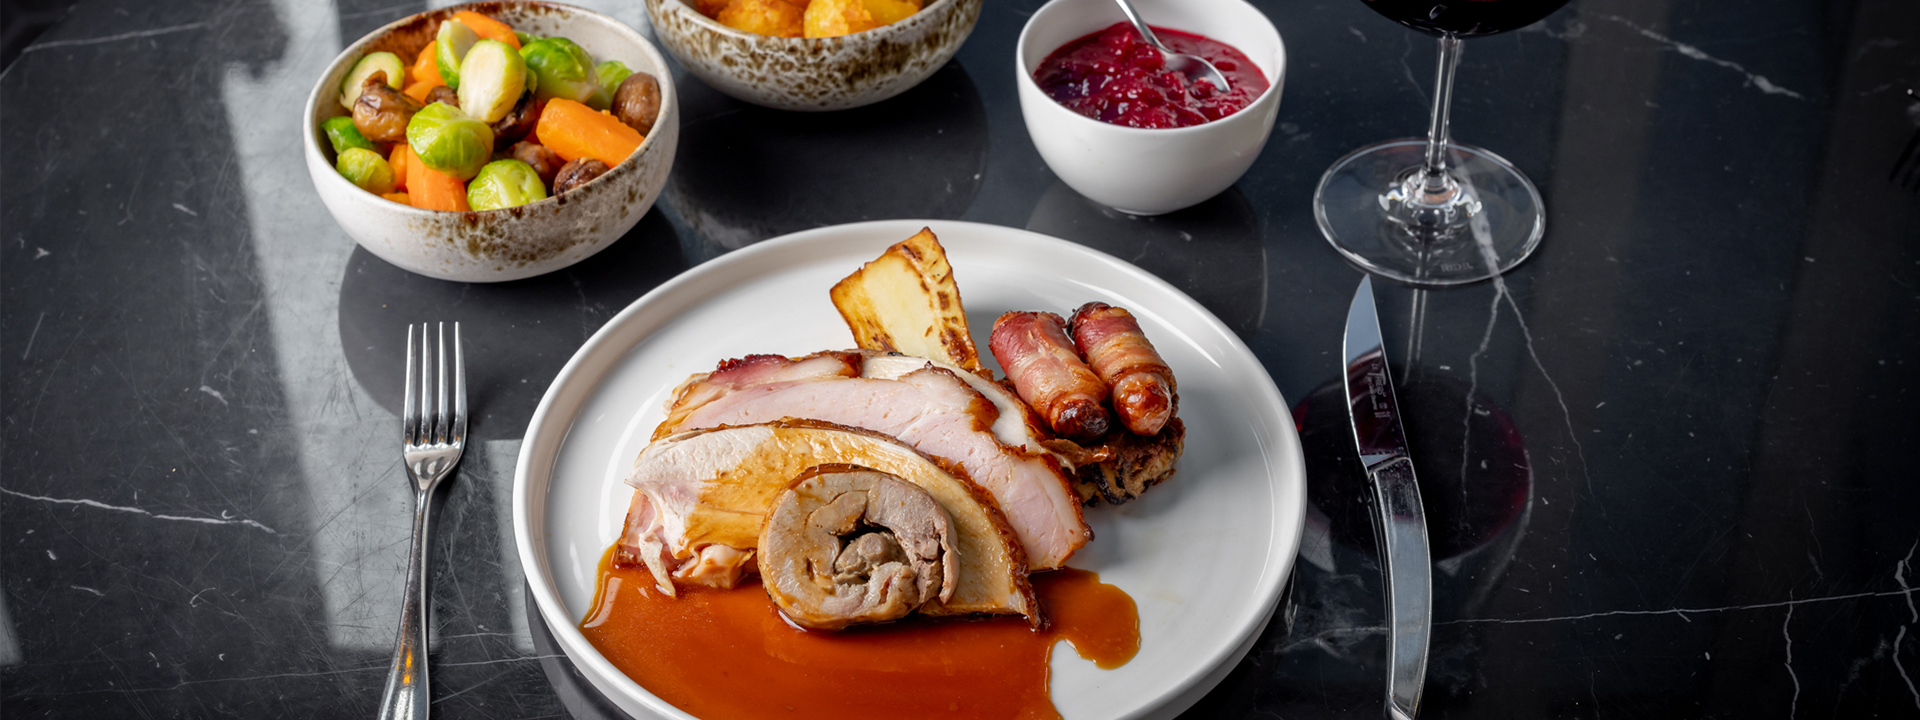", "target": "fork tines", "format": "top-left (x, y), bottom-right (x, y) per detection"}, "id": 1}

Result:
top-left (403, 322), bottom-right (467, 449)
